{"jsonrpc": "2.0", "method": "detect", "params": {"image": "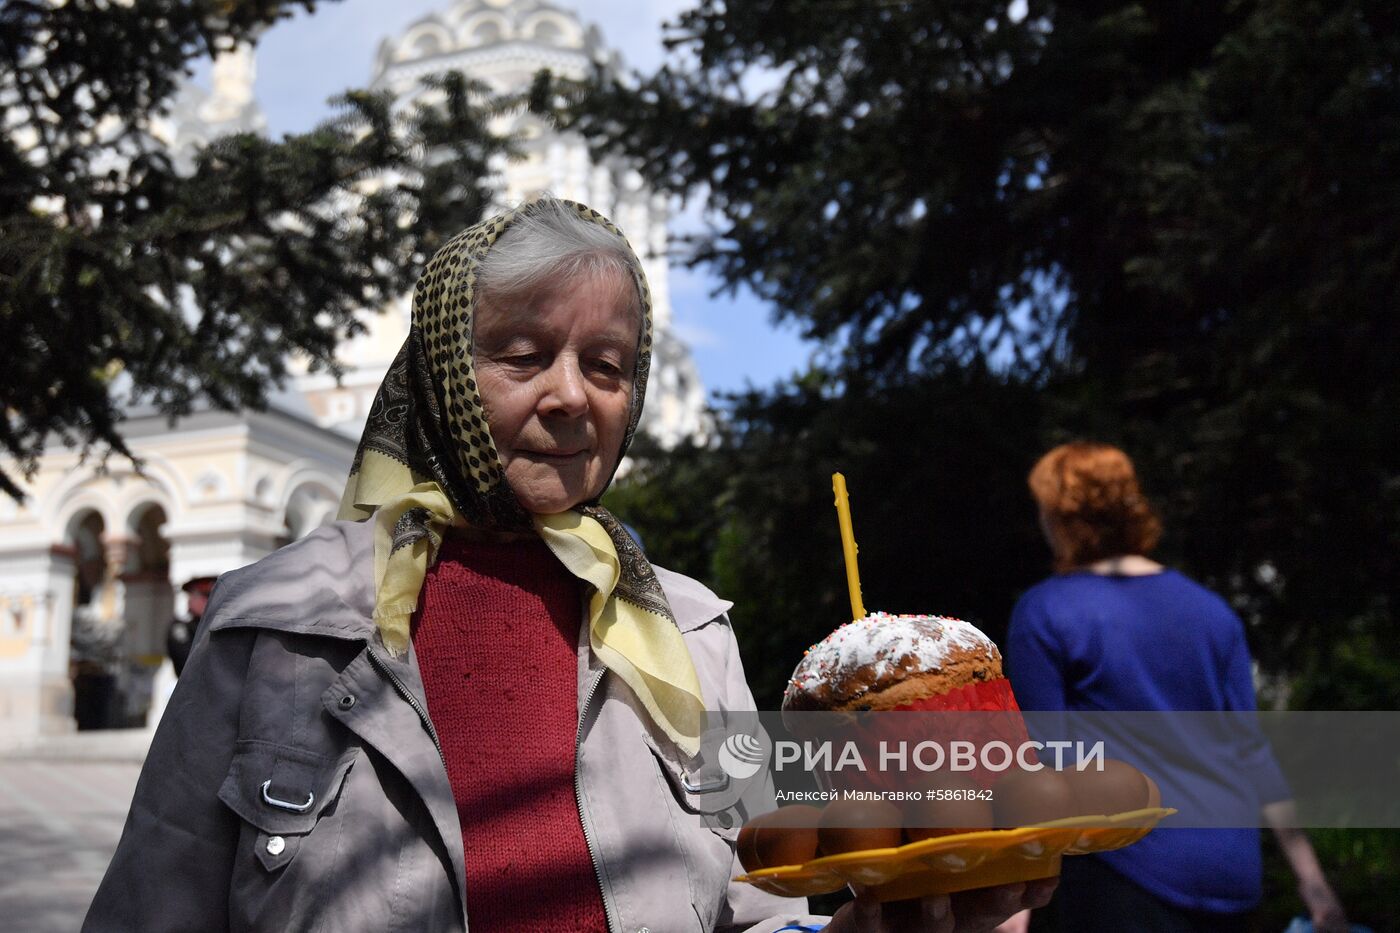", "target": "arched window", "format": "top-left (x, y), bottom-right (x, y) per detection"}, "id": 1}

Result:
top-left (68, 510), bottom-right (106, 607)
top-left (531, 20), bottom-right (562, 44)
top-left (128, 504), bottom-right (171, 581)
